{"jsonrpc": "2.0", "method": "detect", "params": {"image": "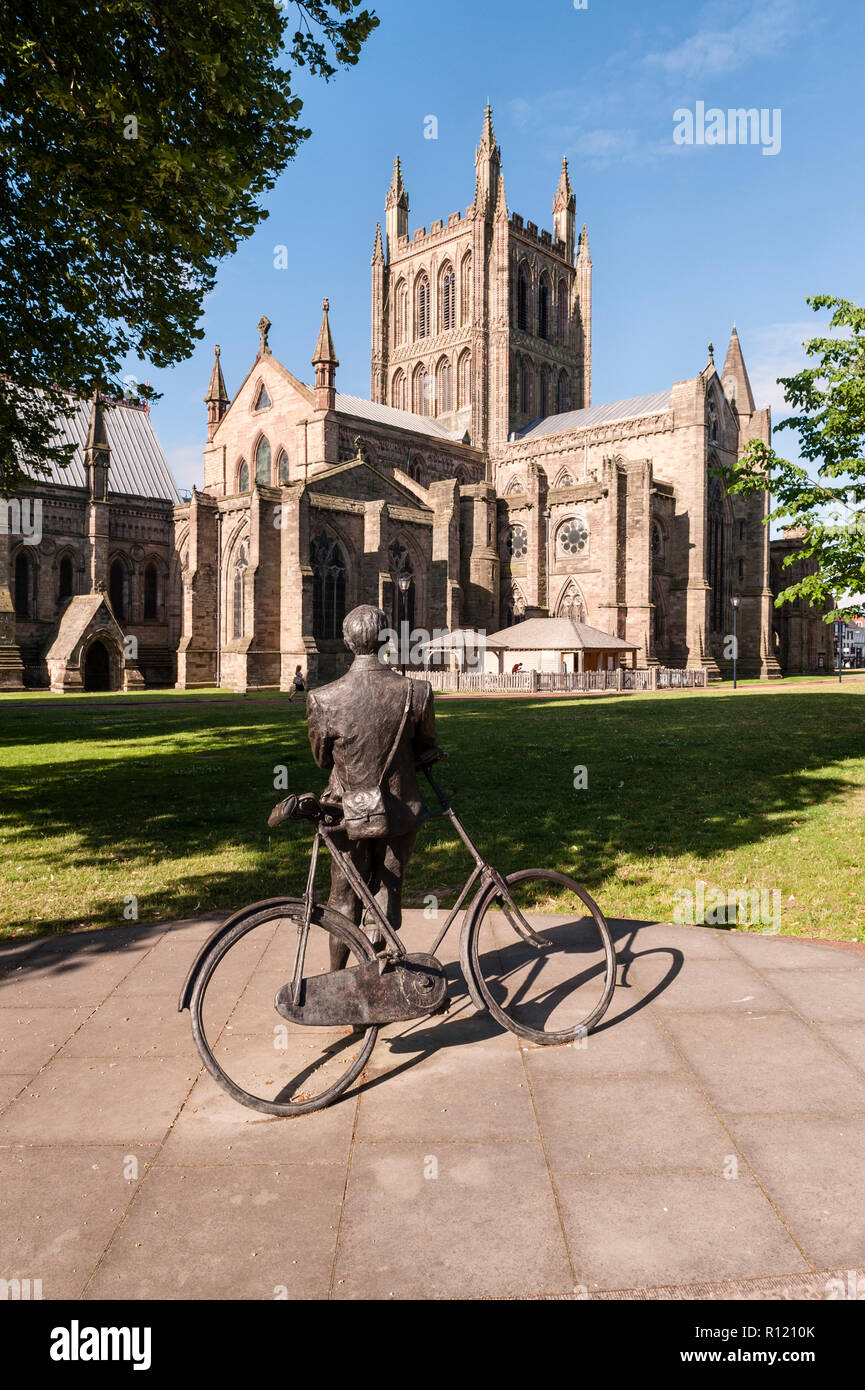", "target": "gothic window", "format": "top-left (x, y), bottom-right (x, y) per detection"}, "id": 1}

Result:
top-left (651, 523), bottom-right (663, 559)
top-left (408, 454), bottom-right (425, 484)
top-left (13, 551), bottom-right (31, 618)
top-left (707, 476), bottom-right (727, 632)
top-left (417, 275), bottom-right (430, 338)
top-left (708, 399), bottom-right (719, 442)
top-left (556, 370), bottom-right (570, 413)
top-left (520, 358), bottom-right (534, 415)
top-left (392, 370), bottom-right (407, 411)
top-left (58, 554), bottom-right (74, 601)
top-left (414, 364), bottom-right (431, 416)
top-left (255, 436), bottom-right (271, 486)
top-left (503, 583), bottom-right (526, 626)
top-left (539, 367), bottom-right (550, 418)
top-left (653, 583), bottom-right (665, 645)
top-left (458, 350), bottom-right (471, 410)
top-left (437, 358), bottom-right (453, 414)
top-left (388, 540), bottom-right (415, 632)
top-left (517, 265), bottom-right (530, 332)
top-left (310, 532), bottom-right (347, 641)
top-left (109, 558), bottom-right (126, 621)
top-left (558, 585), bottom-right (586, 623)
top-left (395, 280), bottom-right (408, 344)
top-left (253, 382), bottom-right (271, 411)
top-left (277, 449), bottom-right (290, 484)
top-left (558, 516), bottom-right (589, 556)
top-left (460, 252), bottom-right (472, 325)
top-left (538, 278), bottom-right (550, 340)
top-left (504, 477), bottom-right (524, 495)
top-left (506, 523), bottom-right (527, 559)
top-left (558, 279), bottom-right (568, 343)
top-left (144, 563), bottom-right (158, 620)
top-left (232, 539), bottom-right (249, 640)
top-left (440, 266), bottom-right (456, 331)
top-left (237, 459), bottom-right (249, 492)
